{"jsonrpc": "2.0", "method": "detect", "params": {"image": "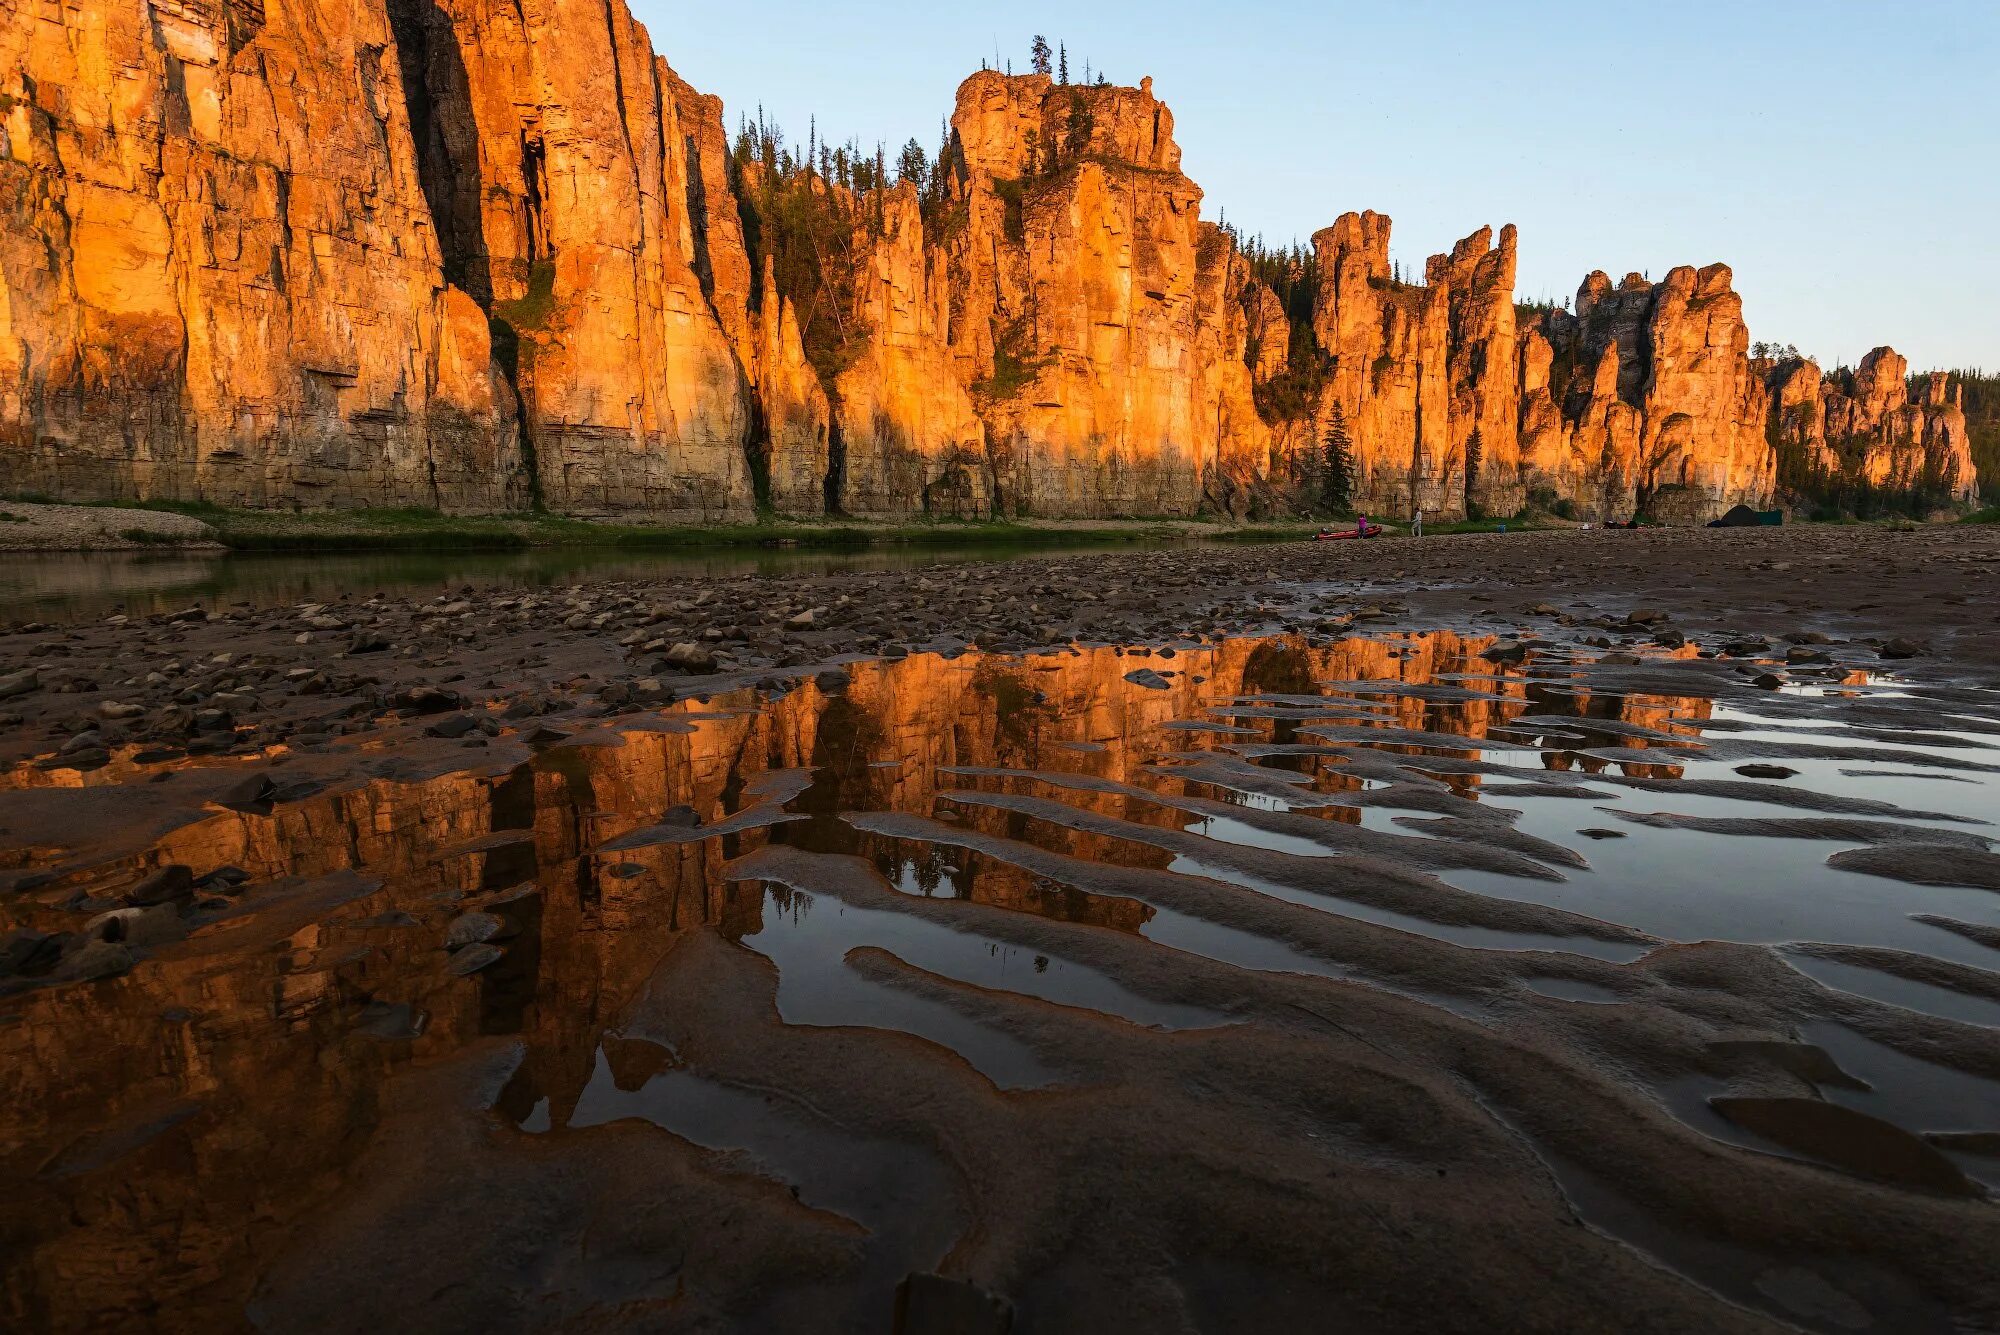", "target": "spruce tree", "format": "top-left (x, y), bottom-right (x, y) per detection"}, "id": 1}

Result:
top-left (1321, 402), bottom-right (1355, 513)
top-left (1463, 426), bottom-right (1483, 515)
top-left (1058, 44), bottom-right (1069, 84)
top-left (1064, 89), bottom-right (1093, 161)
top-left (1030, 35), bottom-right (1052, 76)
top-left (897, 138), bottom-right (928, 191)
